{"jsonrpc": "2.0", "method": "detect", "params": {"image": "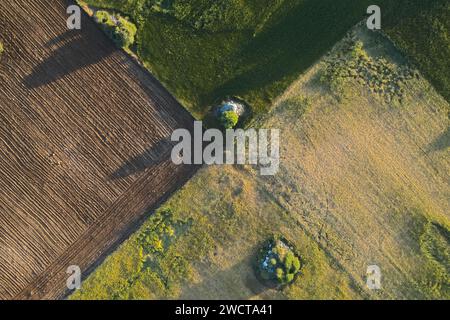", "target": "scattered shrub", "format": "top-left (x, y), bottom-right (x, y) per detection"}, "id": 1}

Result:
top-left (321, 33), bottom-right (416, 103)
top-left (137, 209), bottom-right (178, 256)
top-left (0, 42), bottom-right (4, 56)
top-left (94, 10), bottom-right (115, 27)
